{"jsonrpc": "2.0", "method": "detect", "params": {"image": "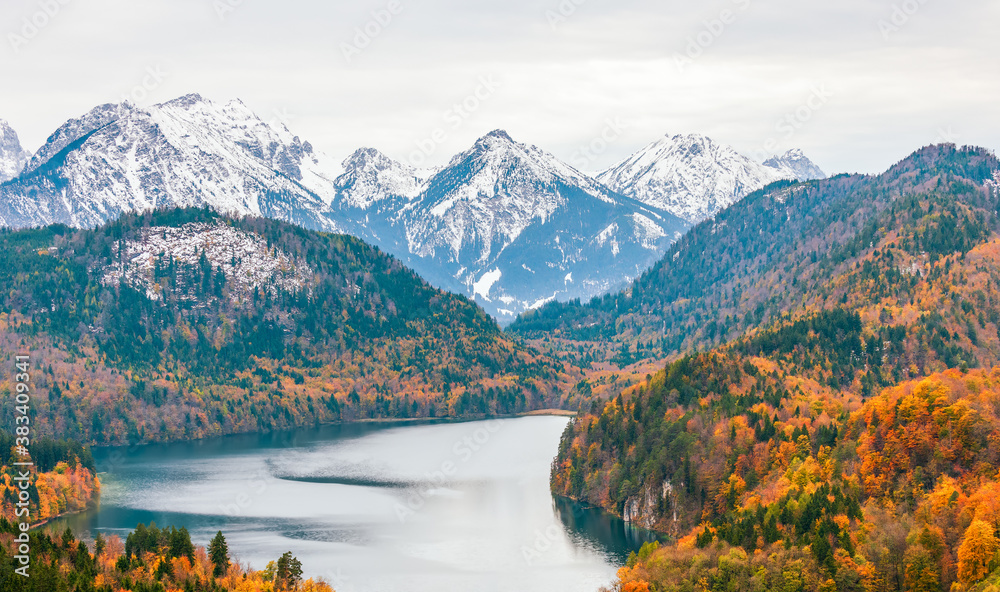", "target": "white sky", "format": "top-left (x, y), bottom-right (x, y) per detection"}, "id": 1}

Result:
top-left (1, 0), bottom-right (997, 175)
